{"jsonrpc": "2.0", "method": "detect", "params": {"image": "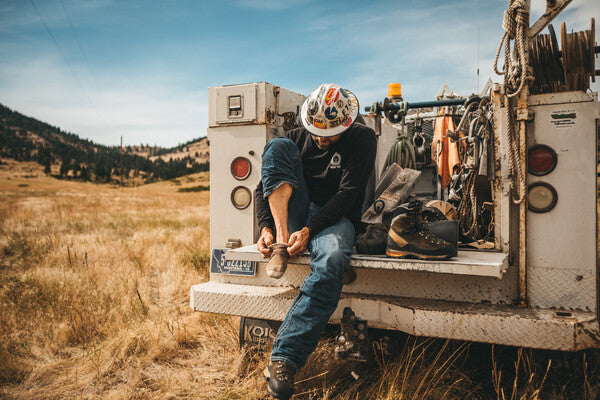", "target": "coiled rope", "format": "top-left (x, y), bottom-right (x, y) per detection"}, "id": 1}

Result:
top-left (503, 94), bottom-right (526, 204)
top-left (494, 0), bottom-right (531, 98)
top-left (383, 136), bottom-right (416, 170)
top-left (458, 171), bottom-right (479, 240)
top-left (494, 0), bottom-right (529, 204)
